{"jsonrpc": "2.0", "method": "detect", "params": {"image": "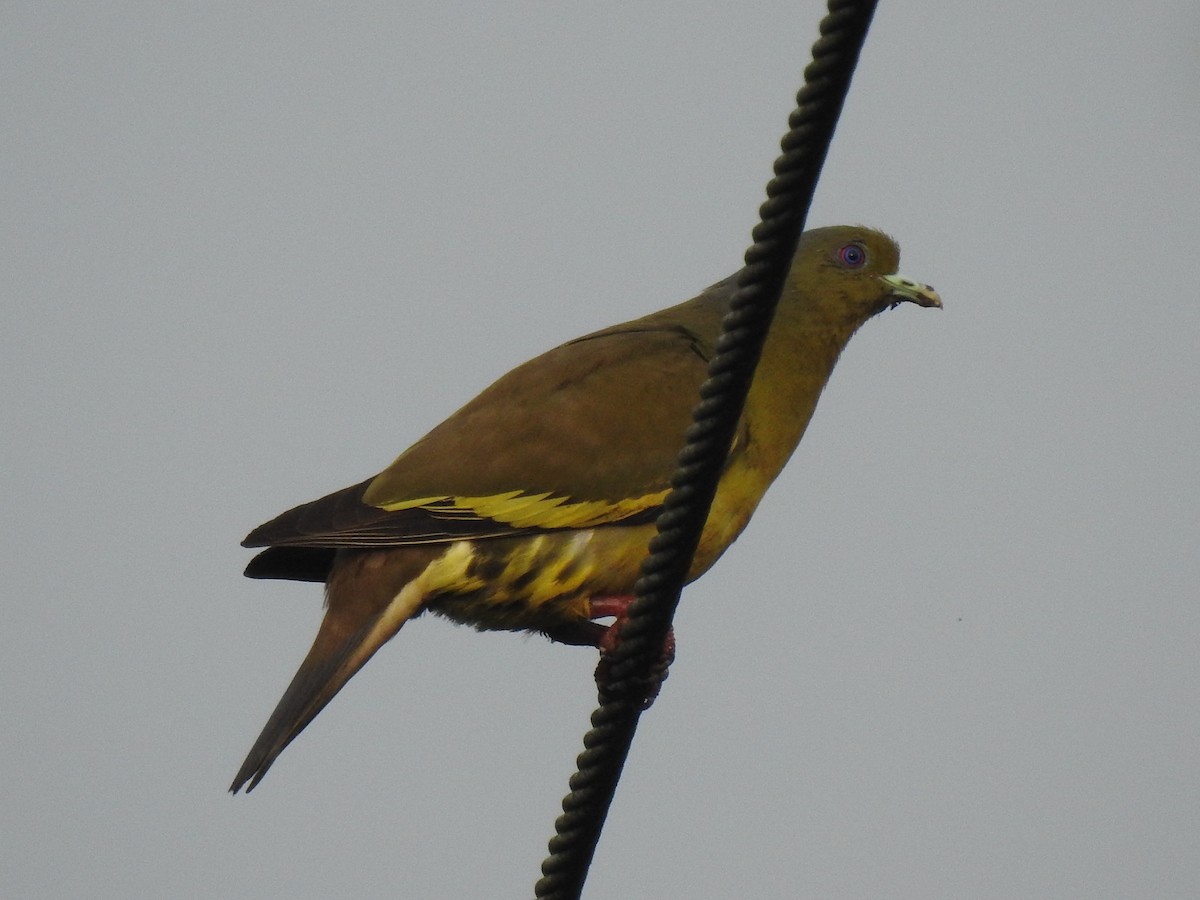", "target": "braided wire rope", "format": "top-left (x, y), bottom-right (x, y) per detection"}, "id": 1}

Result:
top-left (534, 2), bottom-right (880, 896)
